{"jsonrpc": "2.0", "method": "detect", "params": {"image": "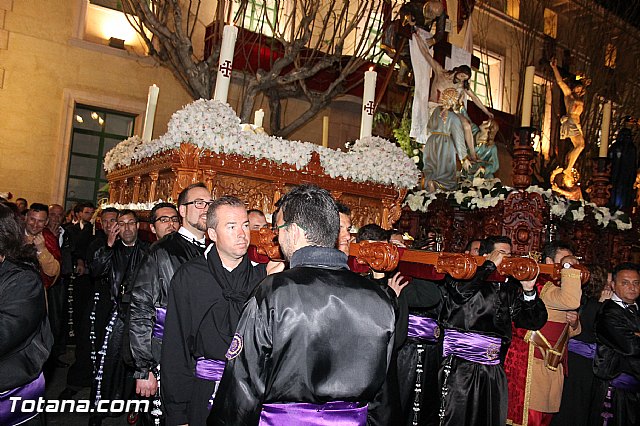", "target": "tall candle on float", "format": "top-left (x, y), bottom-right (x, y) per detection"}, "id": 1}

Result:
top-left (142, 84), bottom-right (159, 142)
top-left (521, 66), bottom-right (535, 127)
top-left (322, 116), bottom-right (329, 148)
top-left (213, 23), bottom-right (239, 103)
top-left (599, 101), bottom-right (612, 157)
top-left (254, 109), bottom-right (264, 128)
top-left (360, 67), bottom-right (377, 139)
